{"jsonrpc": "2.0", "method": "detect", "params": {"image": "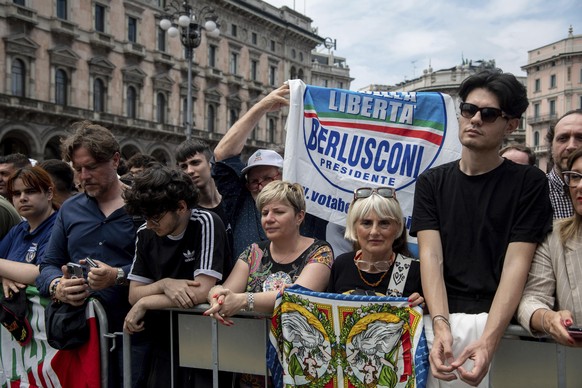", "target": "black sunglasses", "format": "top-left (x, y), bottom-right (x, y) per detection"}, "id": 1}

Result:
top-left (353, 187), bottom-right (396, 201)
top-left (459, 102), bottom-right (508, 123)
